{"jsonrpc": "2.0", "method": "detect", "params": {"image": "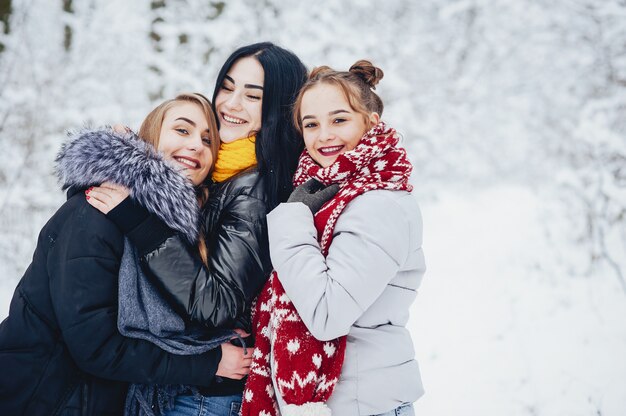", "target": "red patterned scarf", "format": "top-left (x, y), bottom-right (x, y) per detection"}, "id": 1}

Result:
top-left (241, 122), bottom-right (413, 416)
